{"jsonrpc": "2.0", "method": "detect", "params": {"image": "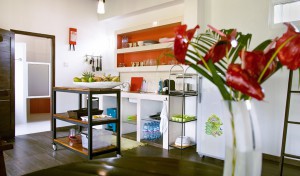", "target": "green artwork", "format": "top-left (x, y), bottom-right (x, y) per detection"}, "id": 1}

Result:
top-left (205, 114), bottom-right (223, 137)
